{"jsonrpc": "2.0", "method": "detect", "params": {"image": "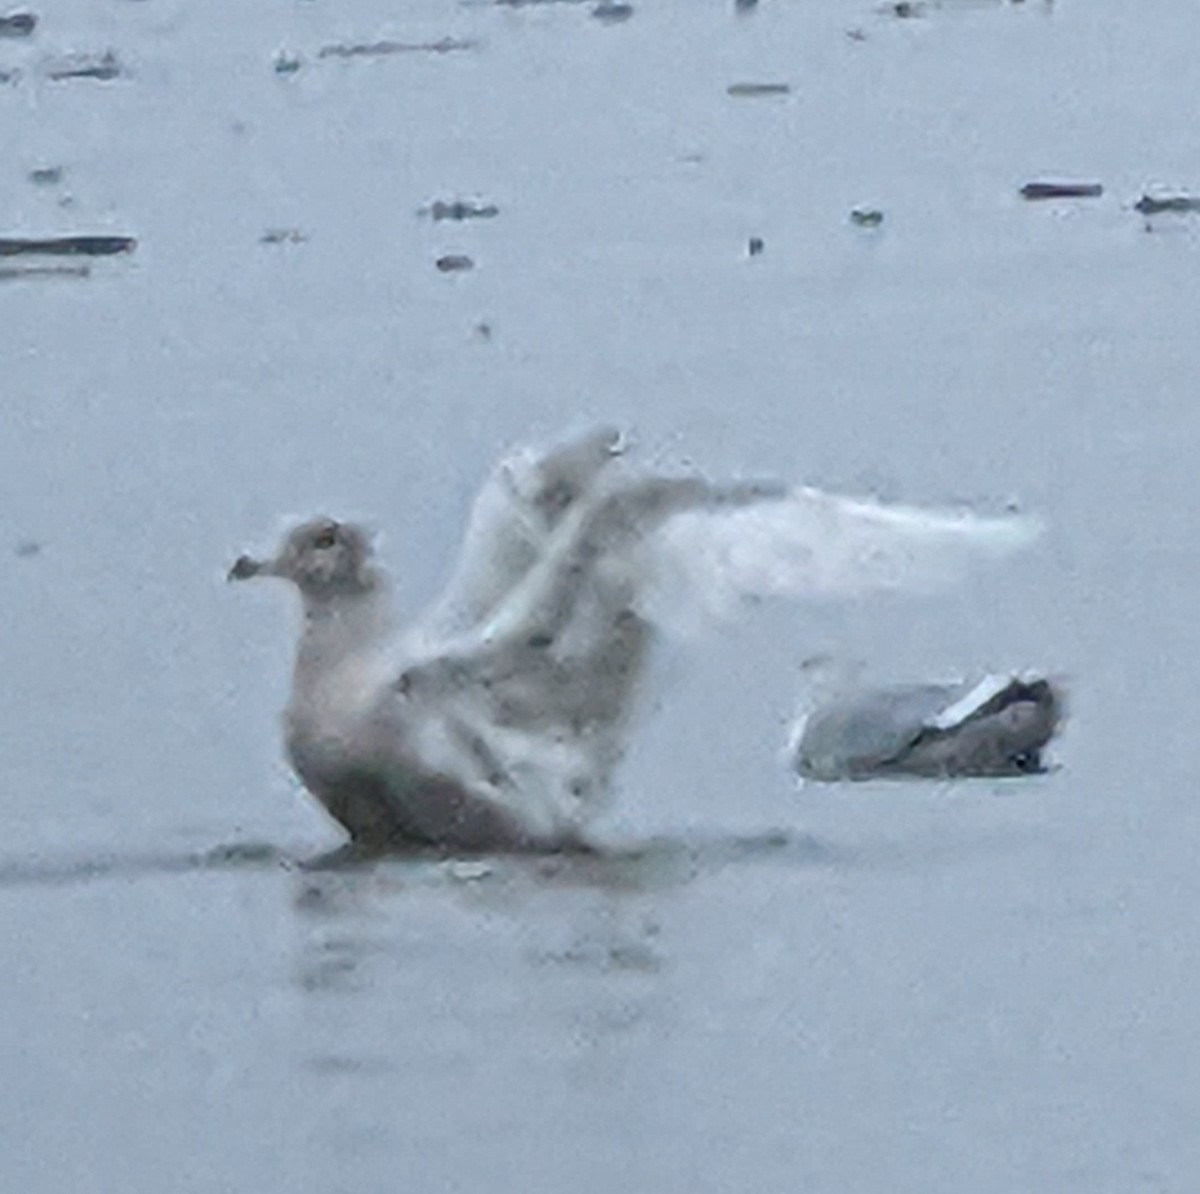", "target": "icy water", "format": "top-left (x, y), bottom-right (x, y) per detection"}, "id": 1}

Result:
top-left (3, 0), bottom-right (1200, 1190)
